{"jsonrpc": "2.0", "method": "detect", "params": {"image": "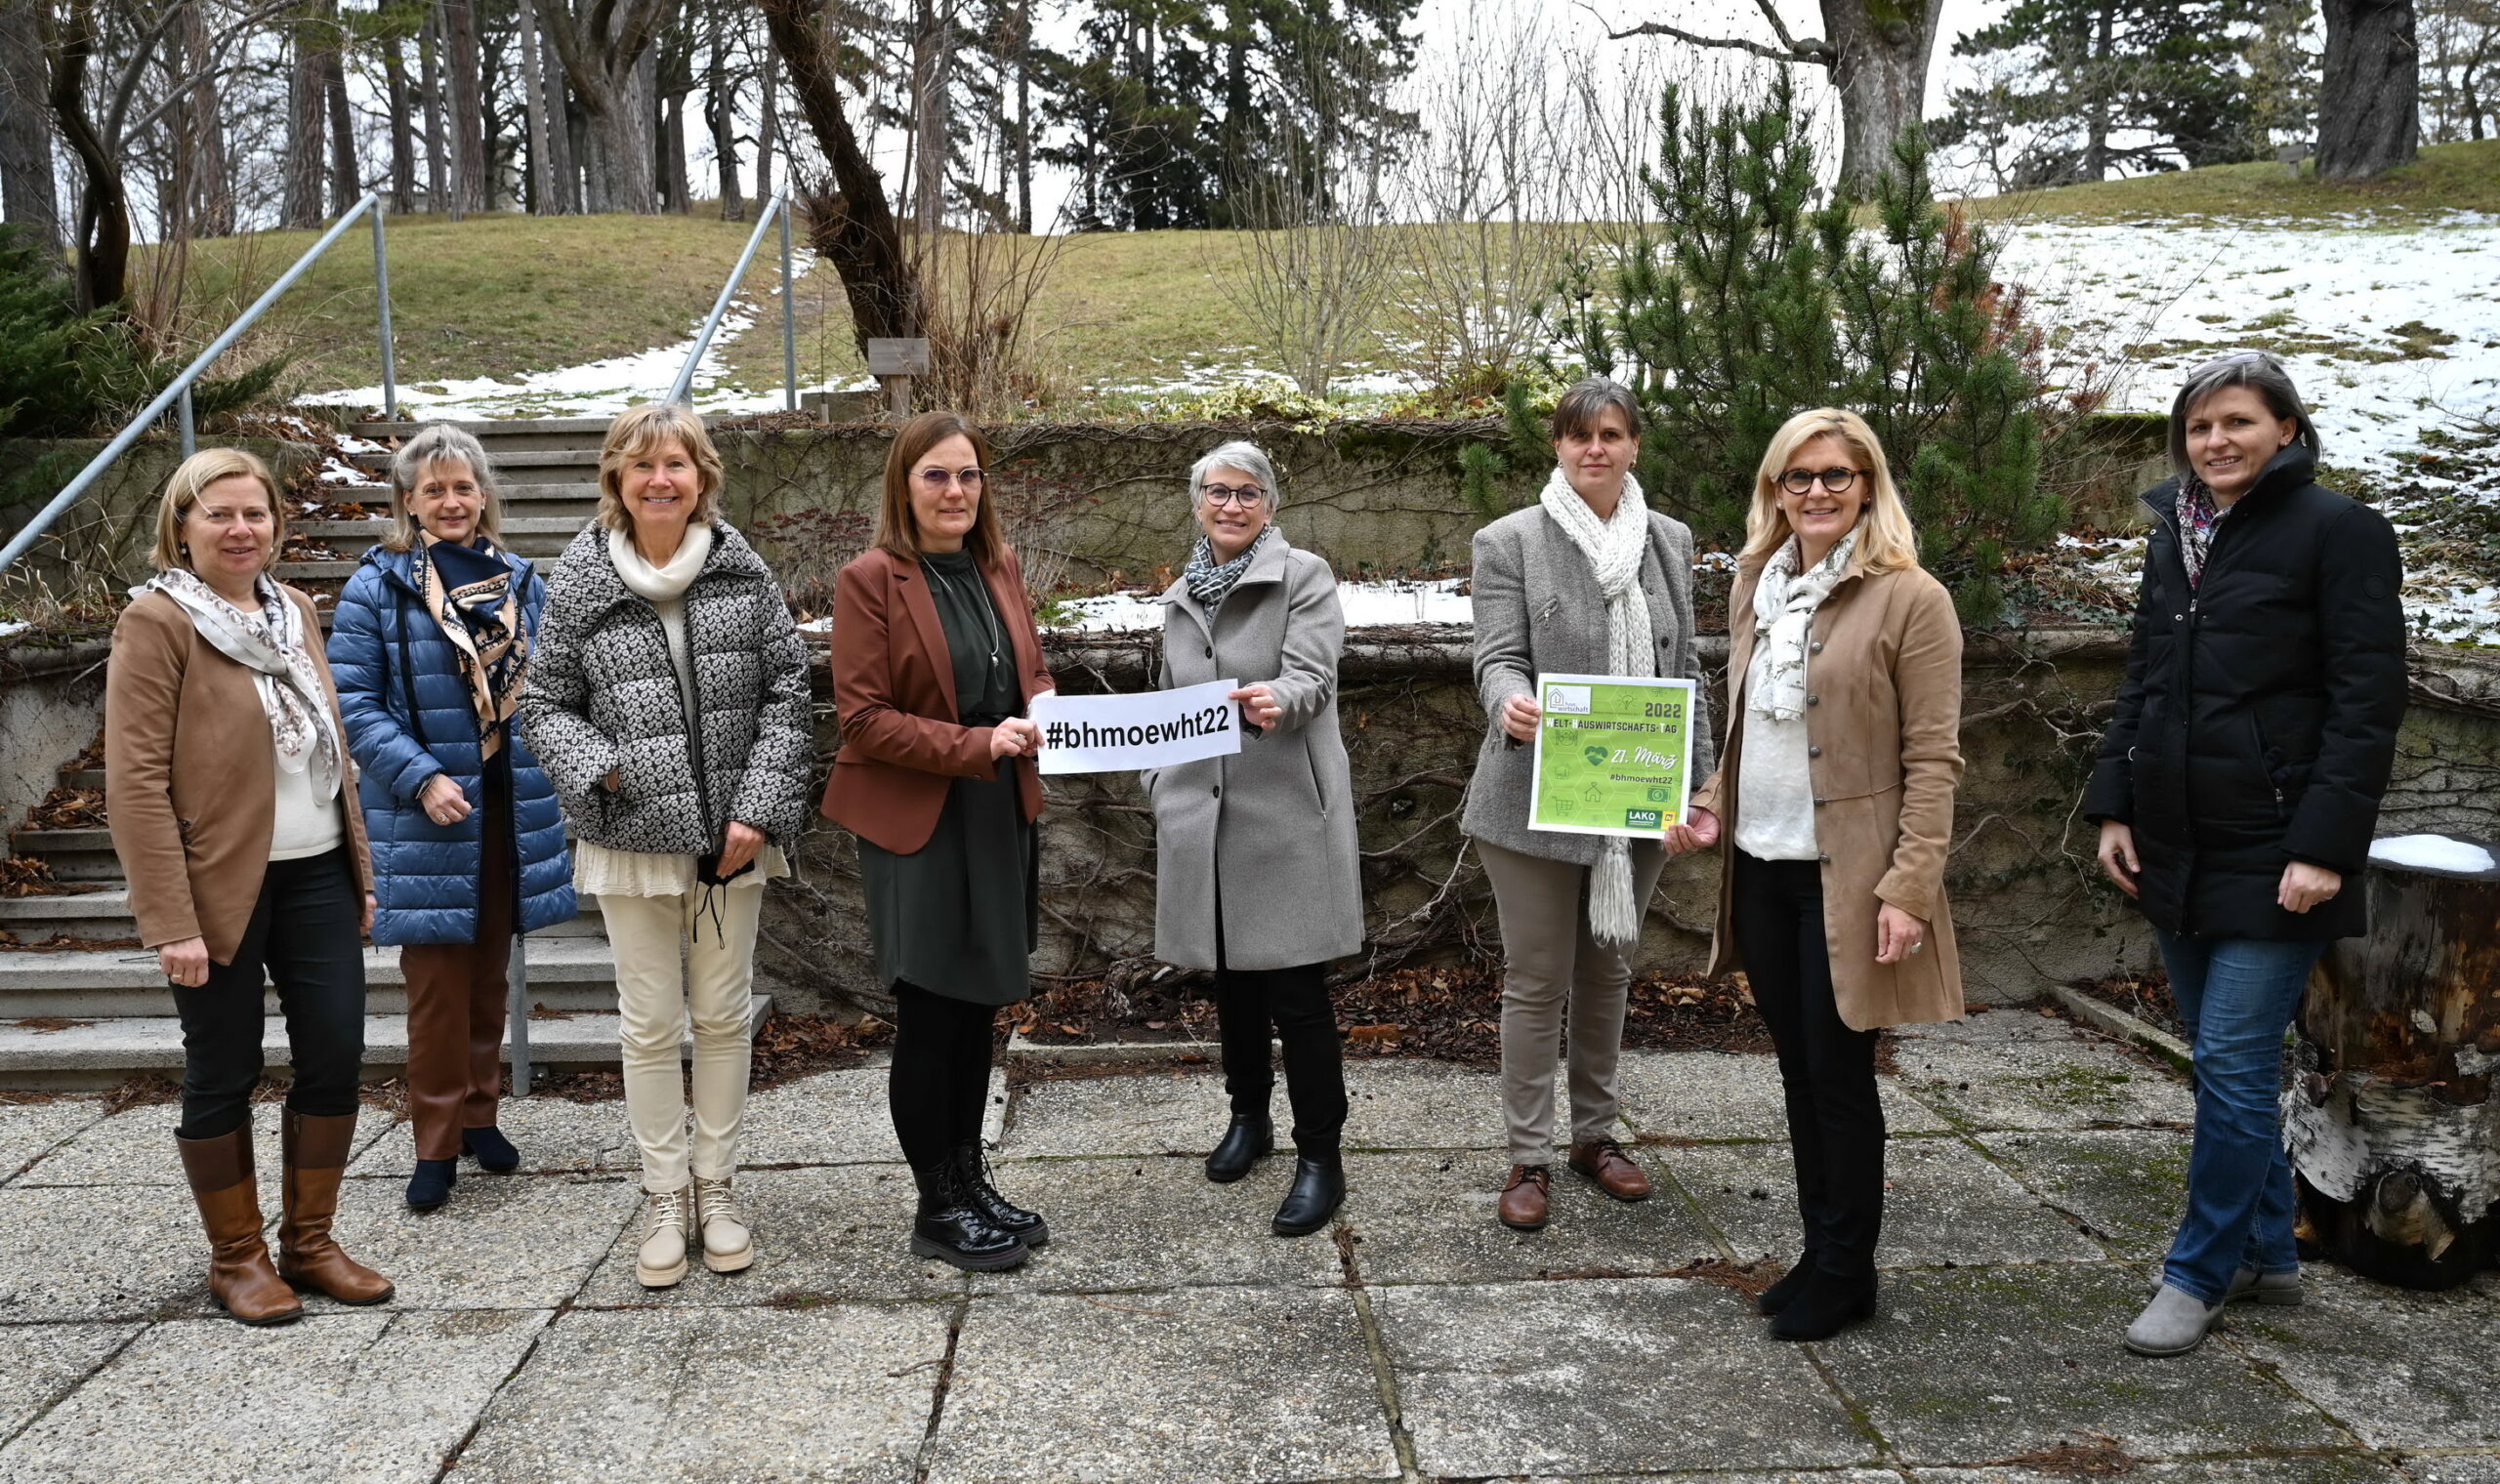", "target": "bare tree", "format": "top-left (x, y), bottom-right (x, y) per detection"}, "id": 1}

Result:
top-left (1605, 0), bottom-right (1942, 189)
top-left (382, 21), bottom-right (418, 214)
top-left (2424, 0), bottom-right (2499, 140)
top-left (283, 2), bottom-right (329, 226)
top-left (1213, 105), bottom-right (1400, 398)
top-left (753, 20), bottom-right (775, 201)
top-left (421, 2), bottom-right (449, 212)
top-left (1, 0), bottom-right (67, 268)
top-left (537, 0), bottom-right (672, 213)
top-left (446, 0), bottom-right (488, 208)
top-left (322, 21), bottom-right (357, 213)
top-left (703, 6), bottom-right (742, 220)
top-left (2319, 0), bottom-right (2422, 177)
top-left (761, 0), bottom-right (919, 349)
